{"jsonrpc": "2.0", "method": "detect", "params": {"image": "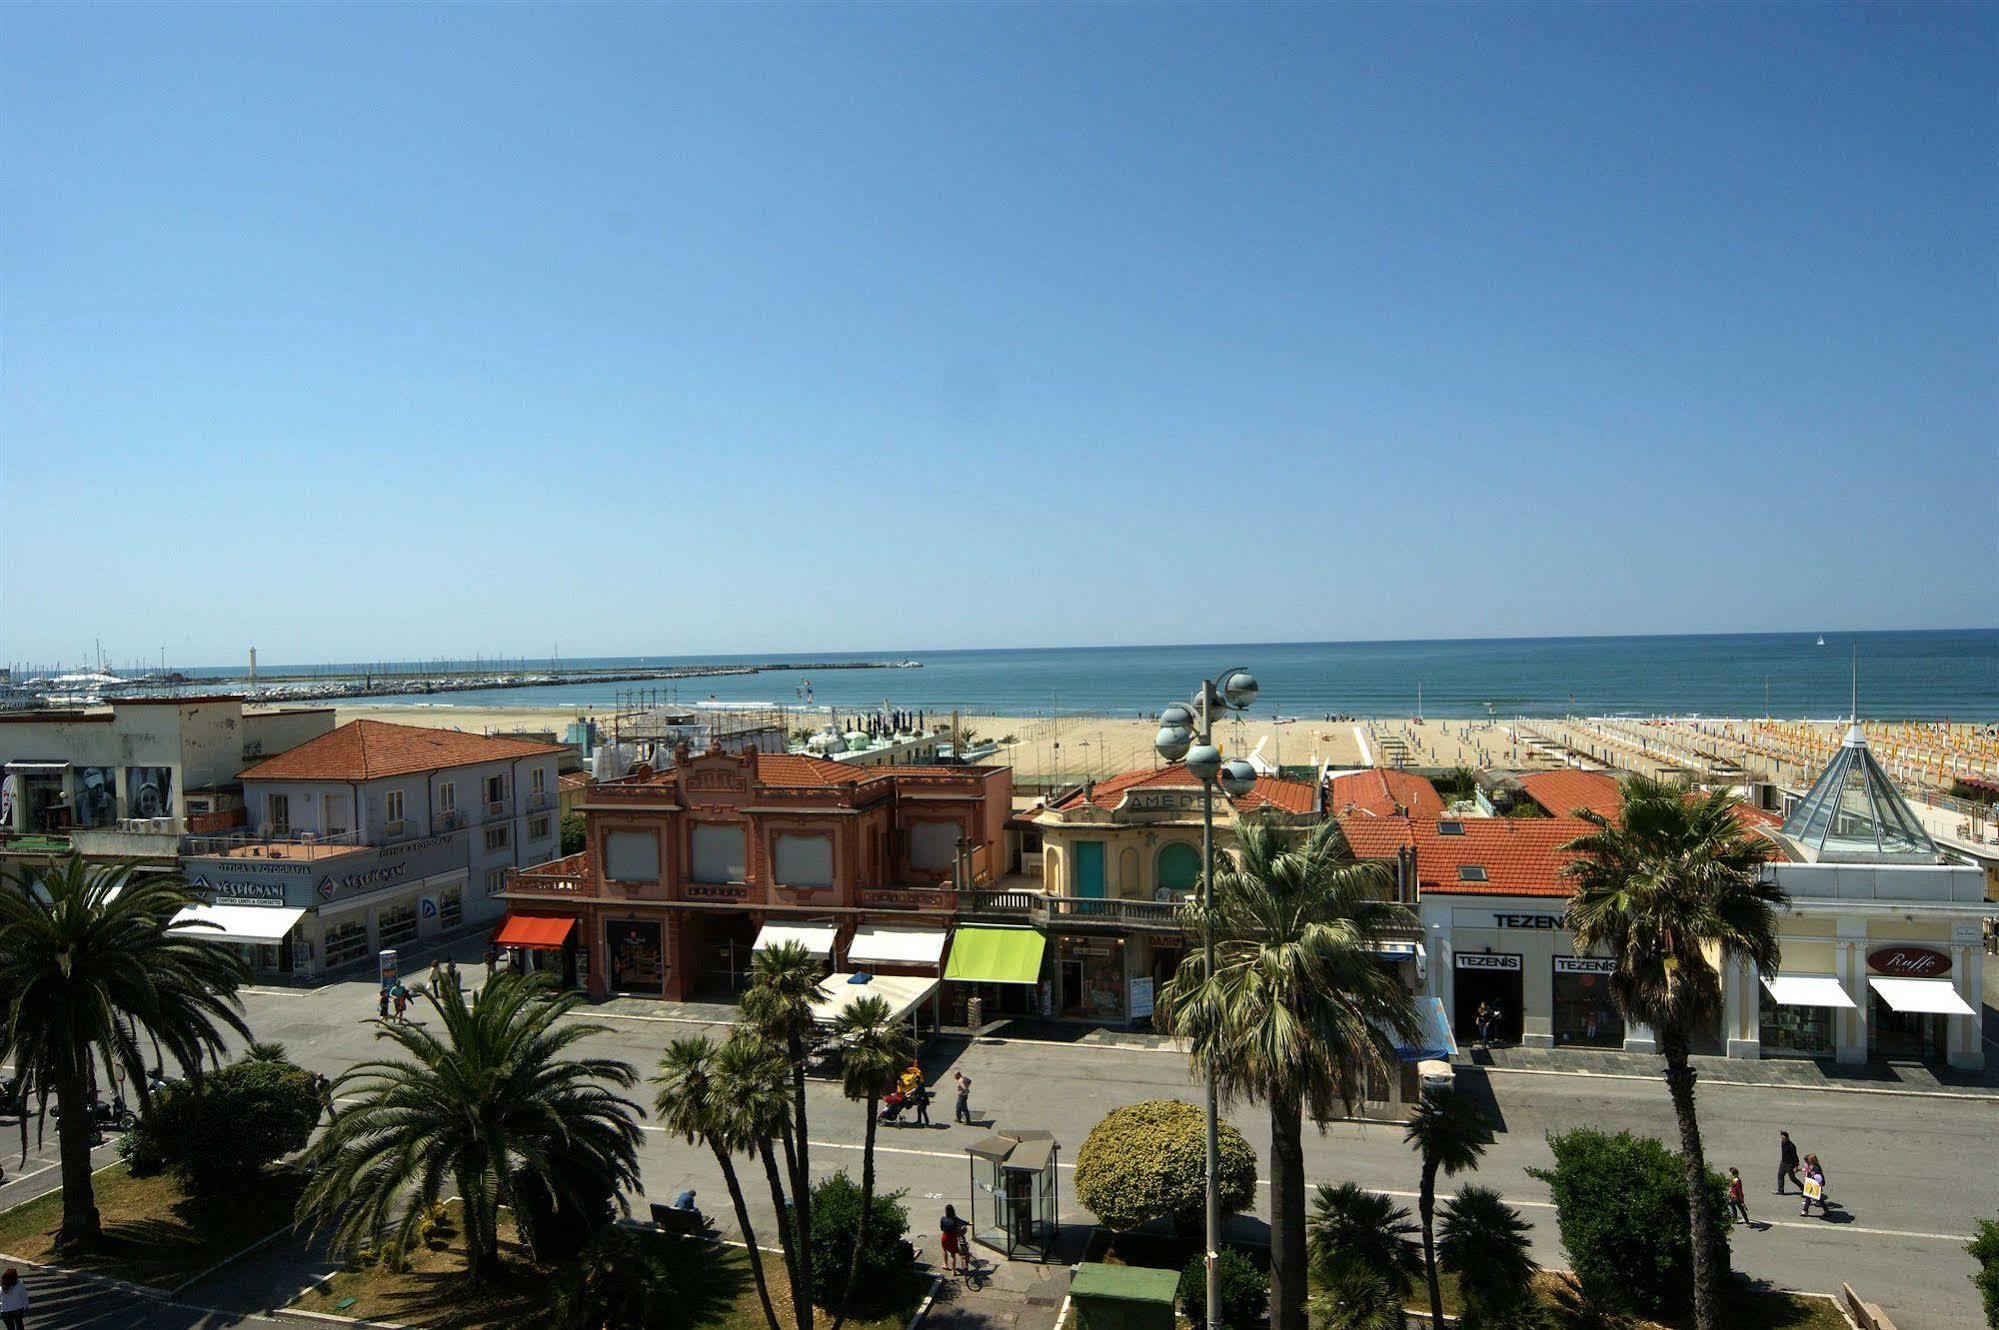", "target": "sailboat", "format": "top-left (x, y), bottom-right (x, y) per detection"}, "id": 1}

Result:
top-left (1816, 635), bottom-right (1826, 646)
